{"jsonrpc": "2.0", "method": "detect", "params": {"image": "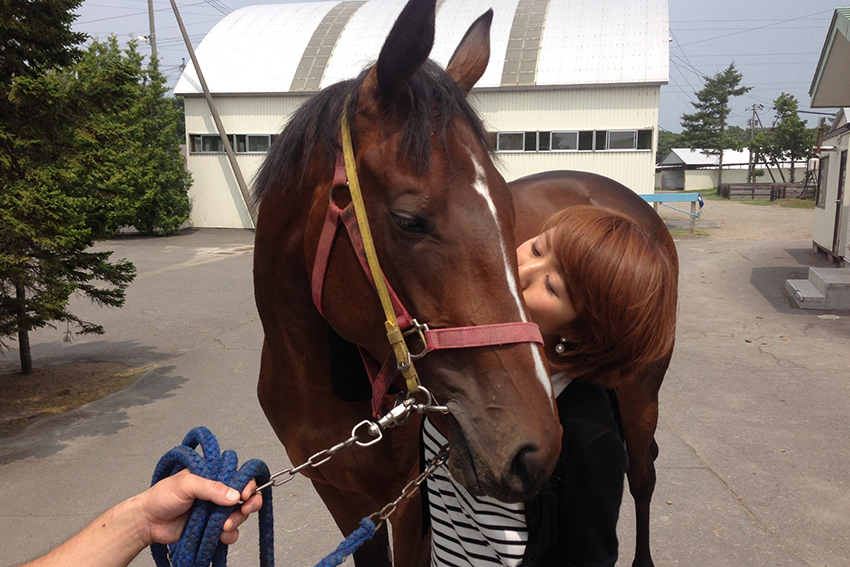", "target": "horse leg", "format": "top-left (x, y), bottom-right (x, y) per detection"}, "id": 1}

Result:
top-left (615, 354), bottom-right (670, 567)
top-left (311, 480), bottom-right (393, 567)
